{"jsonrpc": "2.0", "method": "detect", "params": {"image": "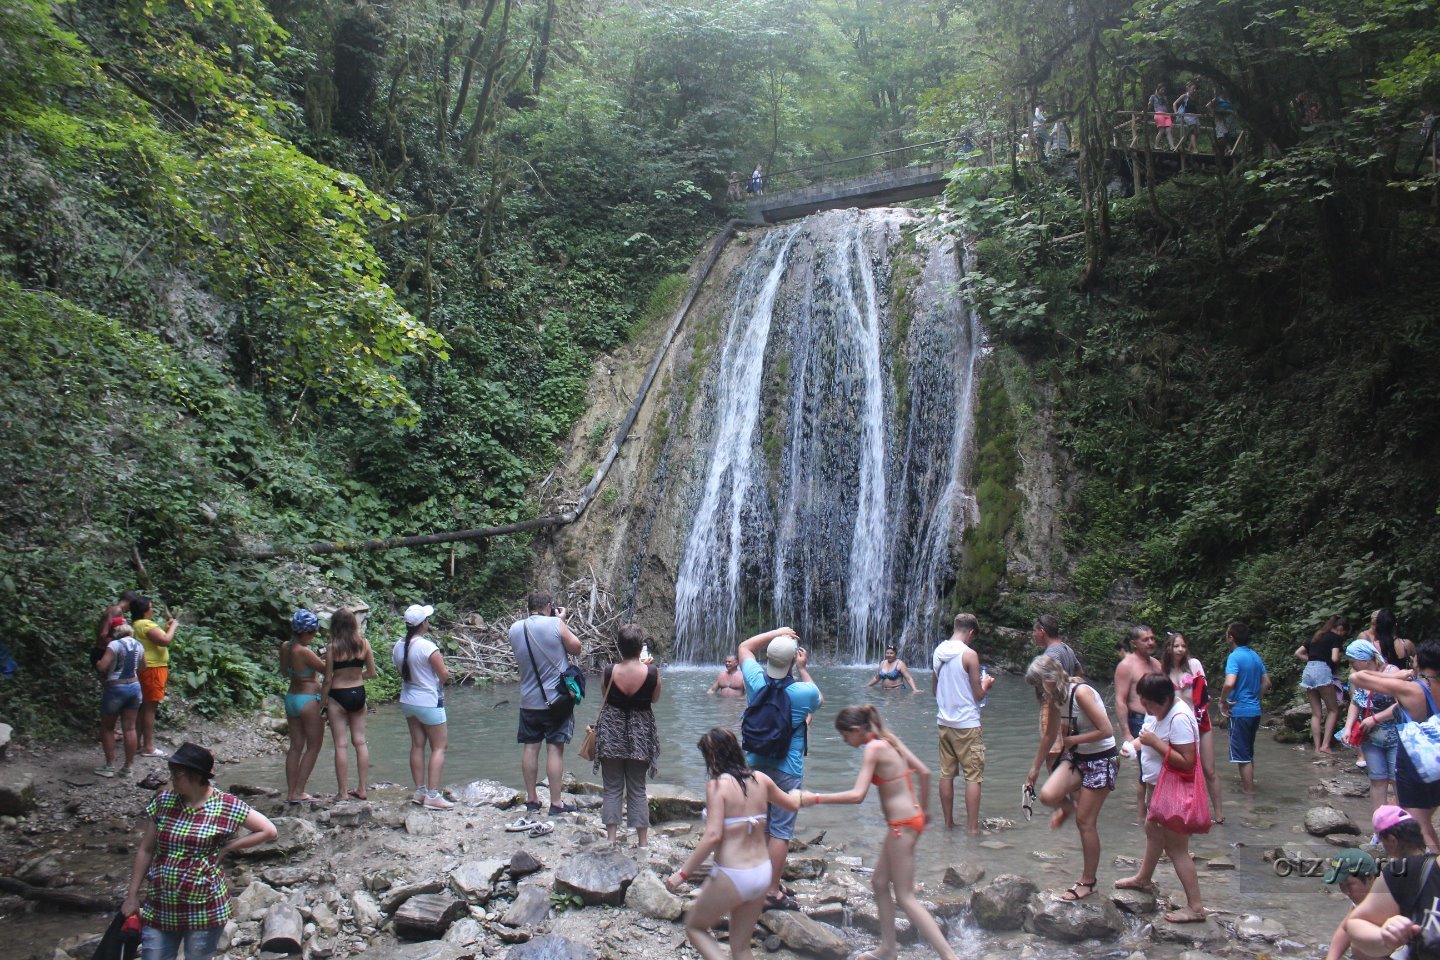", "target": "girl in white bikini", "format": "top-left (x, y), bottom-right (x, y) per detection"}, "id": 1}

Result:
top-left (800, 706), bottom-right (957, 960)
top-left (666, 728), bottom-right (800, 960)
